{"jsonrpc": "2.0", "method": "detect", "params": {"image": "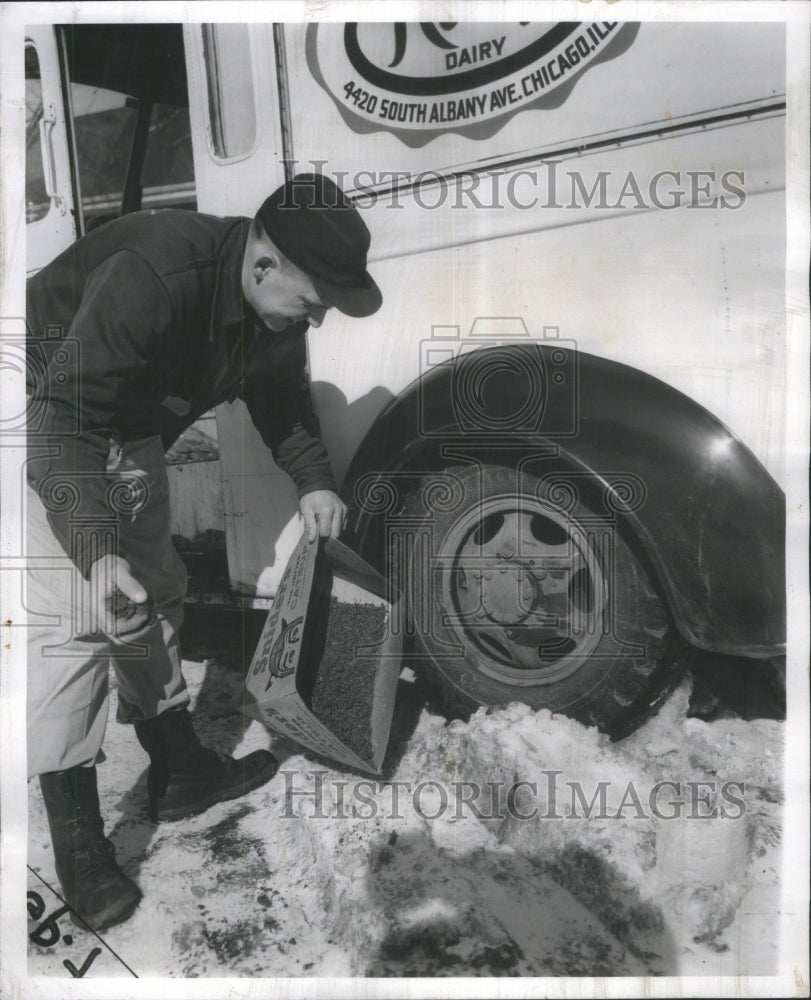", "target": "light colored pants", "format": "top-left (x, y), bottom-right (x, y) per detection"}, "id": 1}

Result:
top-left (26, 436), bottom-right (190, 777)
